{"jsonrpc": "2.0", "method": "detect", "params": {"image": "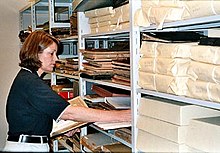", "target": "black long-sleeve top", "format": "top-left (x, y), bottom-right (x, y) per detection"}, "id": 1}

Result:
top-left (6, 68), bottom-right (69, 137)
